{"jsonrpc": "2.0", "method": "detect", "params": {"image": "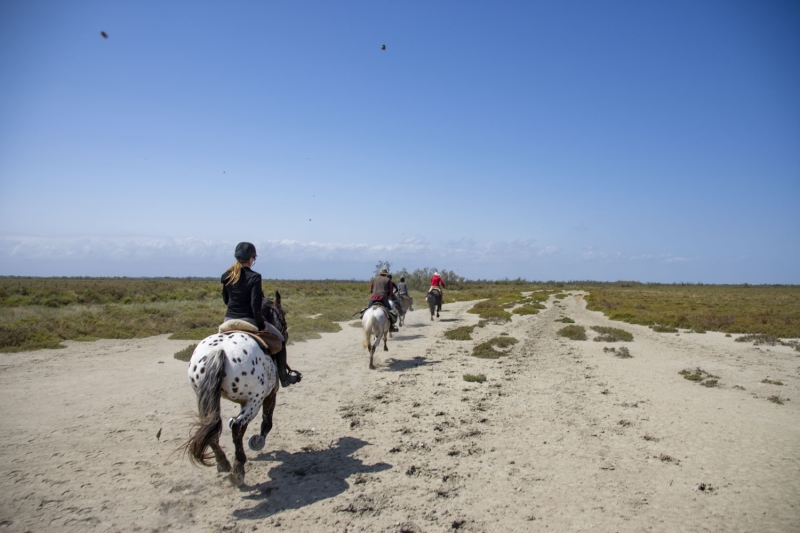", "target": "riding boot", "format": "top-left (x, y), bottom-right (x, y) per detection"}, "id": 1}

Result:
top-left (275, 344), bottom-right (299, 387)
top-left (388, 310), bottom-right (399, 332)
